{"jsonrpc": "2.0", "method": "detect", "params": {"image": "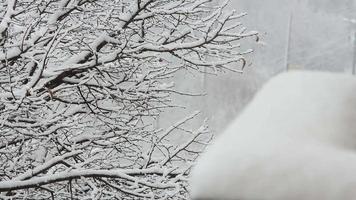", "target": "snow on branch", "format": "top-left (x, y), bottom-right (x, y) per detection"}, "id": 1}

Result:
top-left (0, 0), bottom-right (256, 199)
top-left (0, 168), bottom-right (176, 192)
